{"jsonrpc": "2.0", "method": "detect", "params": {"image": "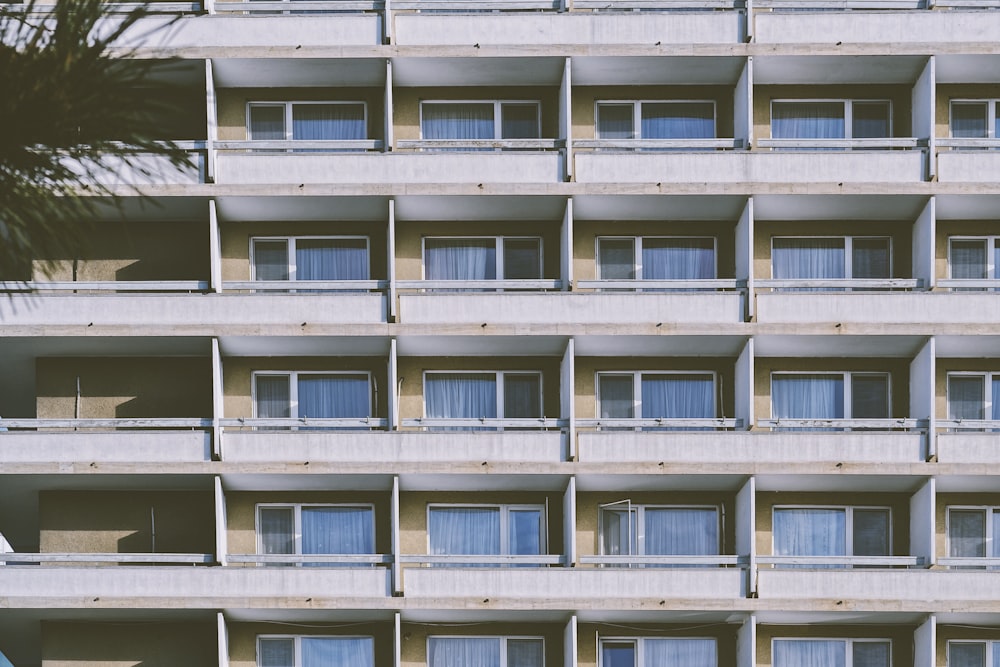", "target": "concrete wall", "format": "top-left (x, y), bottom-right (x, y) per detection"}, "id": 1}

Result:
top-left (935, 220), bottom-right (999, 281)
top-left (935, 359), bottom-right (1000, 420)
top-left (229, 622), bottom-right (393, 667)
top-left (573, 357), bottom-right (736, 420)
top-left (752, 85), bottom-right (912, 142)
top-left (41, 620), bottom-right (216, 667)
top-left (35, 357), bottom-right (212, 419)
top-left (39, 490), bottom-right (215, 554)
top-left (756, 625), bottom-right (913, 667)
top-left (935, 84), bottom-right (1000, 139)
top-left (401, 622), bottom-right (562, 667)
top-left (754, 492), bottom-right (910, 557)
top-left (577, 623), bottom-right (737, 667)
top-left (571, 86), bottom-right (735, 141)
top-left (225, 490), bottom-right (391, 558)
